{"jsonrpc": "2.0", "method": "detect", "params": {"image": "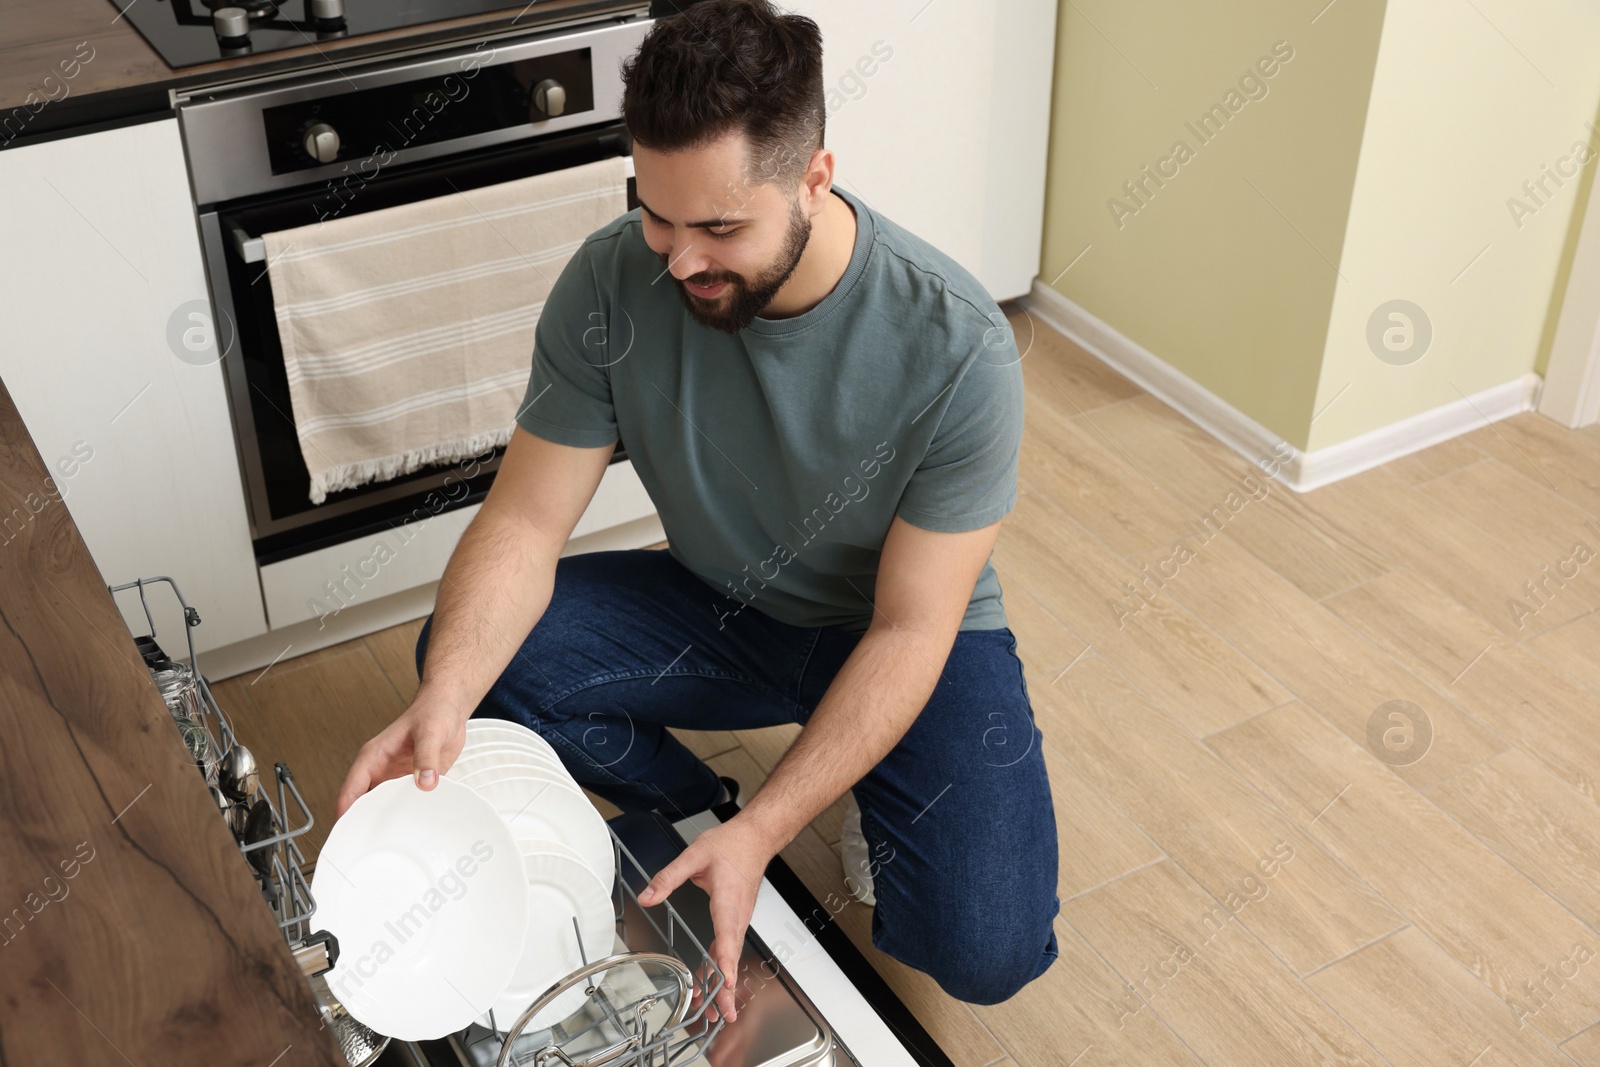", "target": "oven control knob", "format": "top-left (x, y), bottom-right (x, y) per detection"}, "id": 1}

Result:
top-left (310, 0), bottom-right (346, 20)
top-left (533, 79), bottom-right (567, 118)
top-left (212, 7), bottom-right (251, 40)
top-left (303, 123), bottom-right (341, 164)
